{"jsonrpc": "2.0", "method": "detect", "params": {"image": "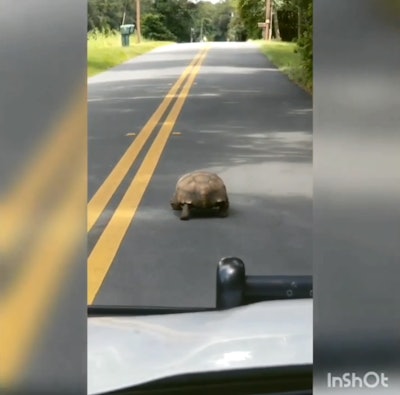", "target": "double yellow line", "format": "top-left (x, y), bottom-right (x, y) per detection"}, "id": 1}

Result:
top-left (87, 45), bottom-right (210, 304)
